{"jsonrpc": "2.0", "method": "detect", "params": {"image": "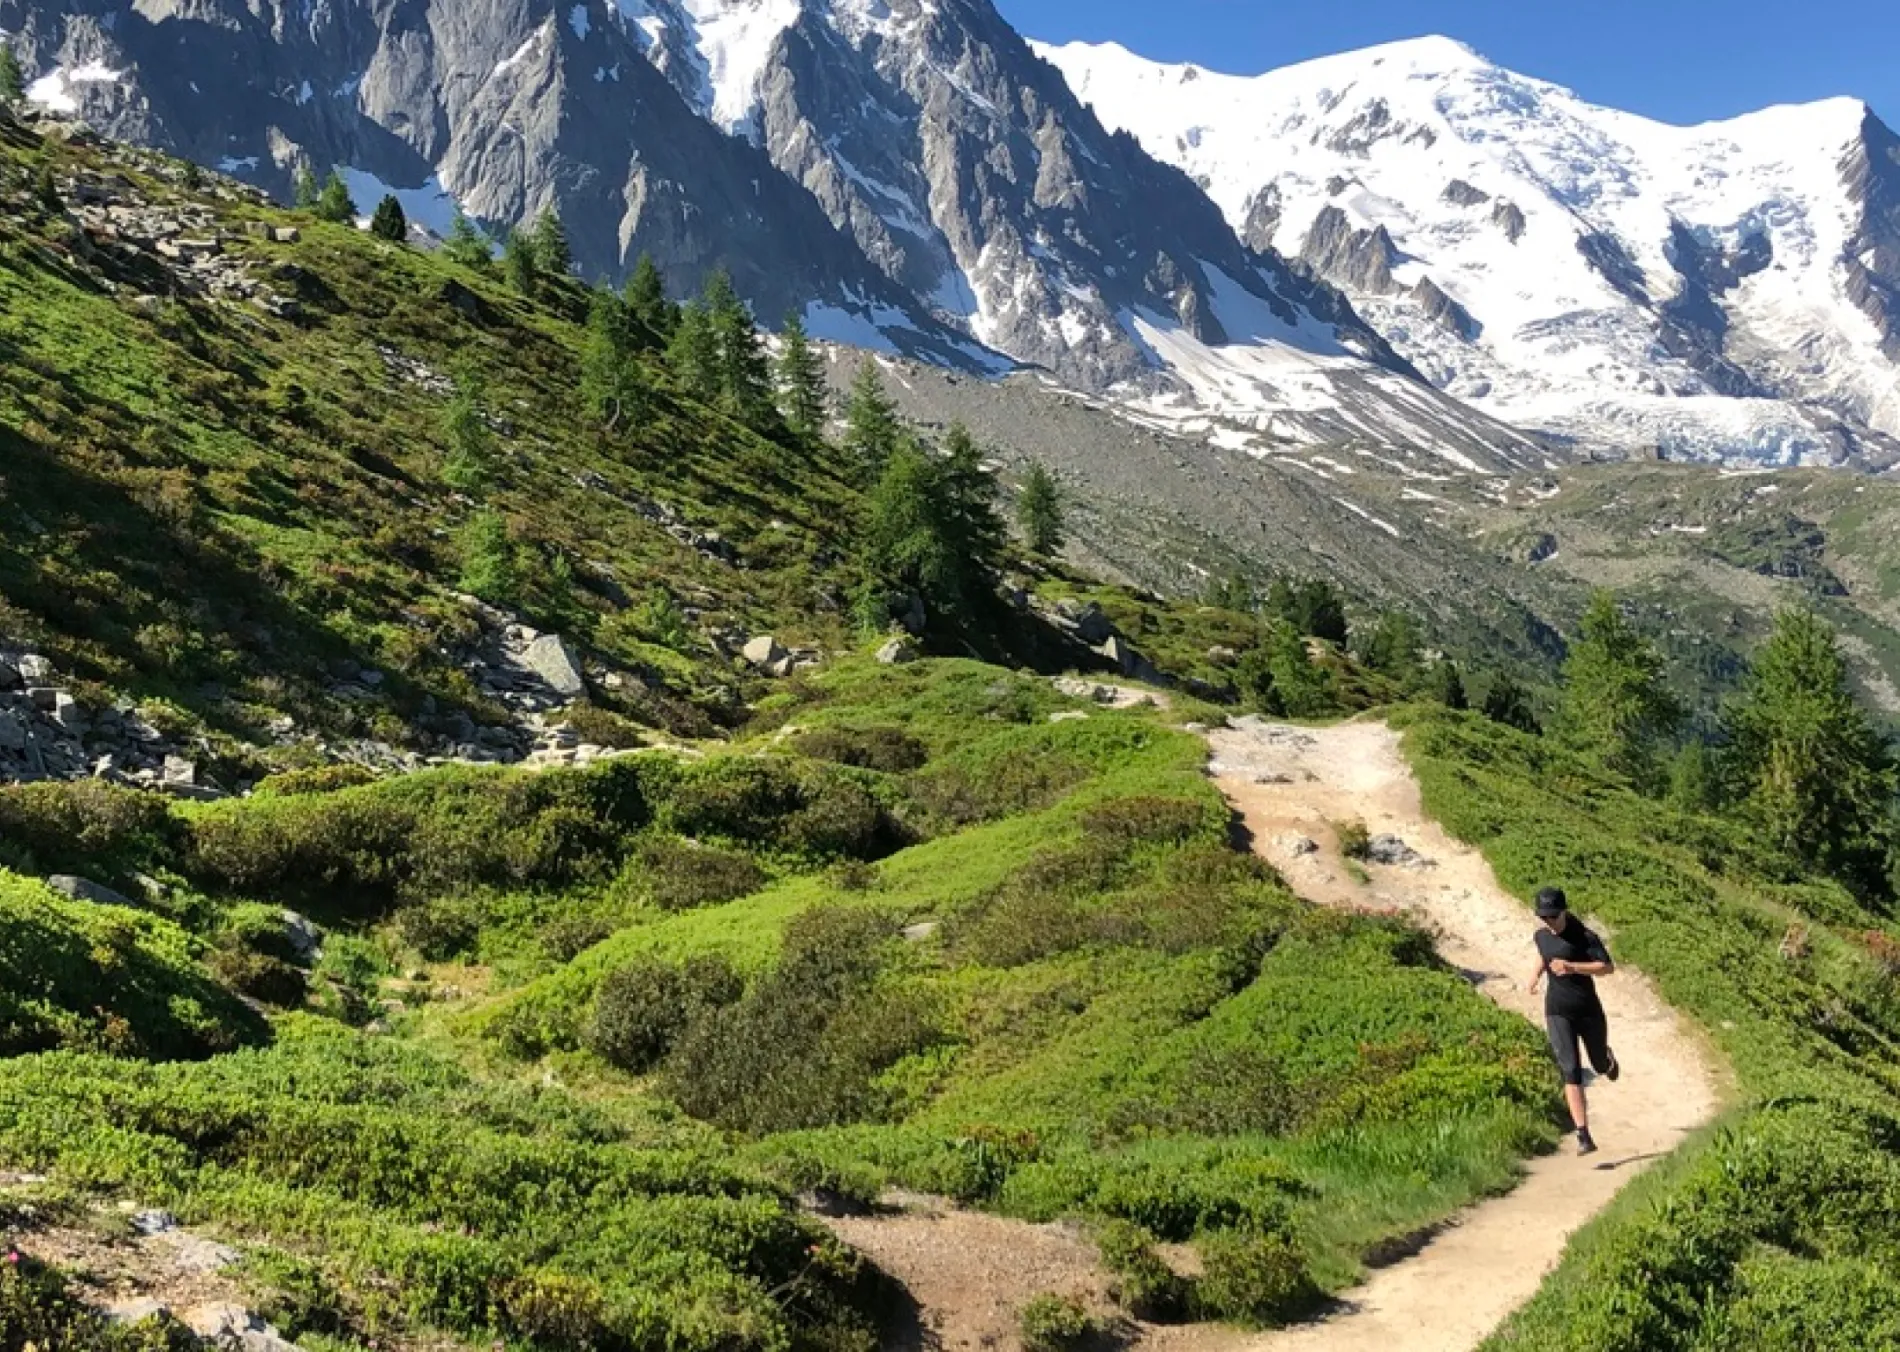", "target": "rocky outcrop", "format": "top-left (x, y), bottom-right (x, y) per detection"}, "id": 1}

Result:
top-left (1840, 108), bottom-right (1900, 362)
top-left (1490, 200), bottom-right (1526, 244)
top-left (1441, 178), bottom-right (1490, 207)
top-left (1300, 205), bottom-right (1399, 295)
top-left (1412, 276), bottom-right (1479, 340)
